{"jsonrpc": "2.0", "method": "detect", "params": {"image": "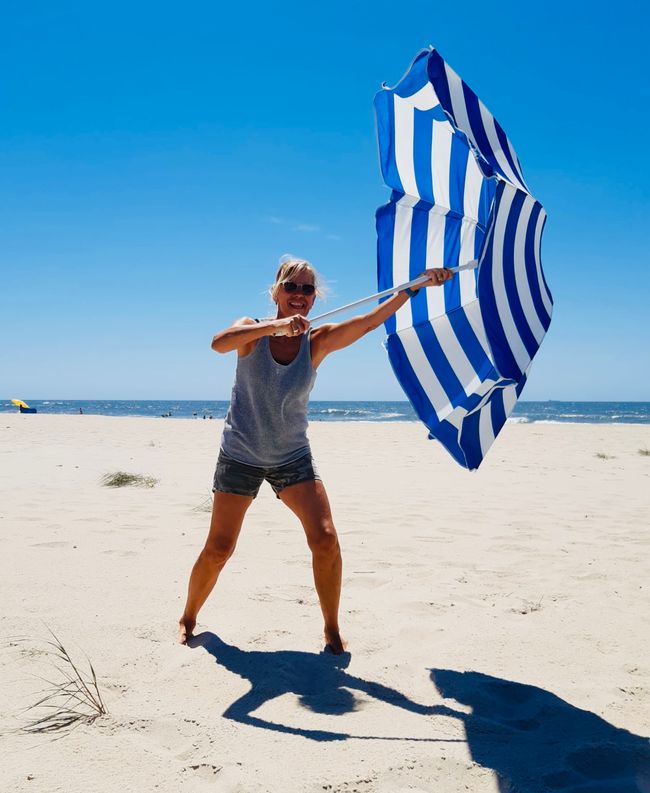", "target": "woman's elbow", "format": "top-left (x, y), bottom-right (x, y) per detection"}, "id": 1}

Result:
top-left (211, 335), bottom-right (228, 353)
